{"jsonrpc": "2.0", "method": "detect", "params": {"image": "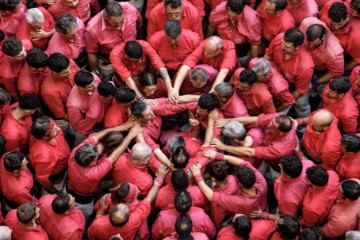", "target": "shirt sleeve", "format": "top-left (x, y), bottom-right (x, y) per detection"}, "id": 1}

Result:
top-left (109, 44), bottom-right (132, 80)
top-left (82, 157), bottom-right (113, 181)
top-left (42, 92), bottom-right (66, 118)
top-left (220, 42), bottom-right (237, 70)
top-left (143, 41), bottom-right (165, 70)
top-left (85, 29), bottom-right (100, 54)
top-left (147, 10), bottom-right (159, 38)
top-left (183, 43), bottom-right (205, 68)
